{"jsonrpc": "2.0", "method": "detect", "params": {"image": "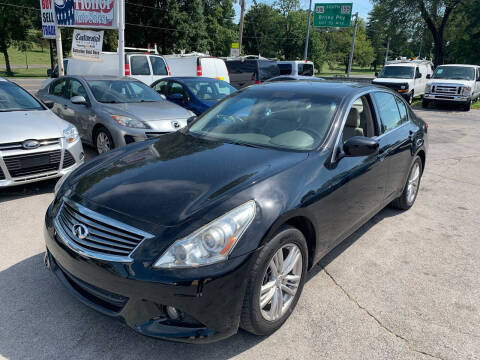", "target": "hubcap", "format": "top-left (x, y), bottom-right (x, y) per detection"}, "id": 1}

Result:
top-left (96, 132), bottom-right (111, 154)
top-left (406, 162), bottom-right (420, 204)
top-left (259, 244), bottom-right (303, 322)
